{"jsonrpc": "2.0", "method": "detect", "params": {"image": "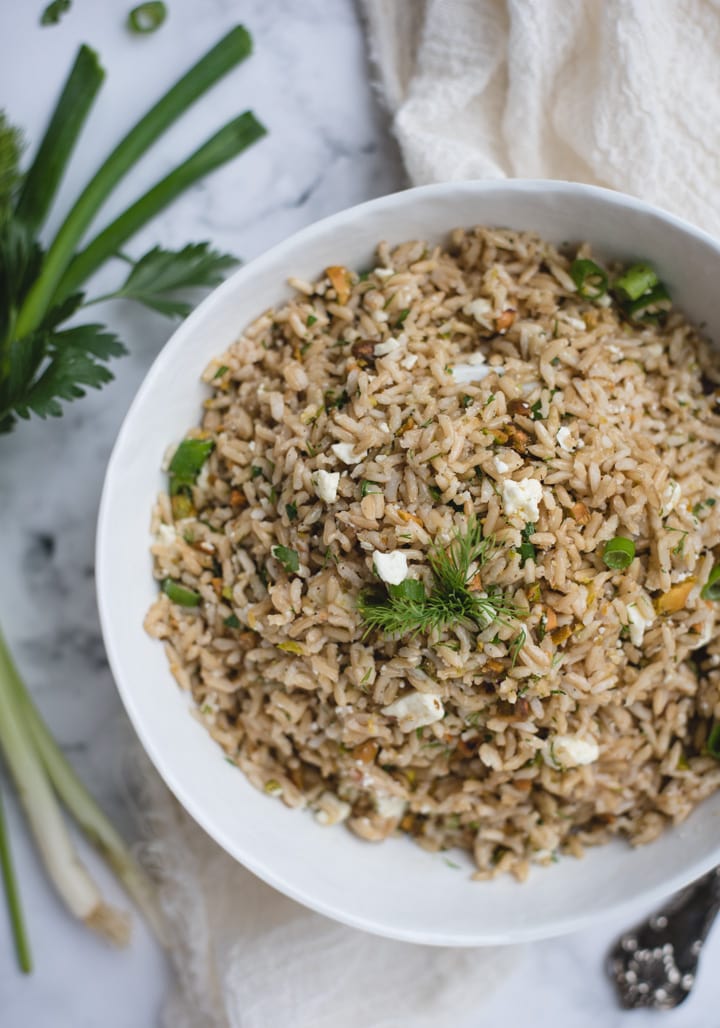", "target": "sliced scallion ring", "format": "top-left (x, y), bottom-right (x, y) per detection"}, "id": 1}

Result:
top-left (570, 258), bottom-right (608, 300)
top-left (162, 578), bottom-right (201, 606)
top-left (701, 563), bottom-right (720, 601)
top-left (614, 262), bottom-right (659, 301)
top-left (127, 1), bottom-right (167, 33)
top-left (626, 283), bottom-right (671, 321)
top-left (602, 536), bottom-right (636, 570)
